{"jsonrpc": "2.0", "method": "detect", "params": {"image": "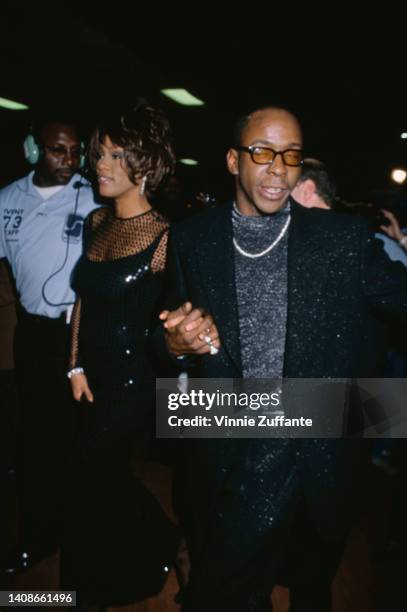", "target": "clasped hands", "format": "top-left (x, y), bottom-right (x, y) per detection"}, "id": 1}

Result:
top-left (159, 302), bottom-right (221, 356)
